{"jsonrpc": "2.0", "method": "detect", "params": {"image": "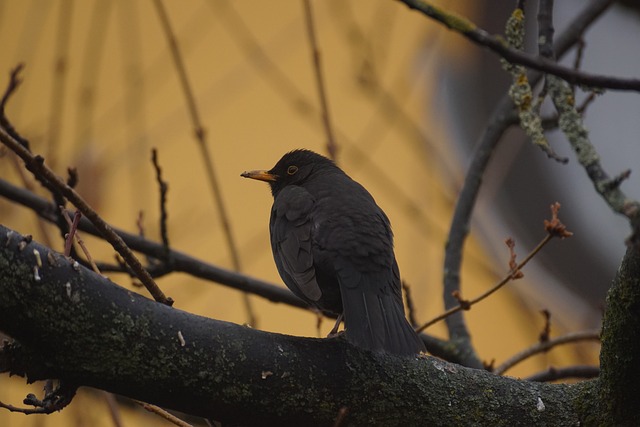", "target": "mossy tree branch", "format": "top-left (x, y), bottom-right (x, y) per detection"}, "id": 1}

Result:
top-left (0, 224), bottom-right (598, 426)
top-left (598, 244), bottom-right (640, 424)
